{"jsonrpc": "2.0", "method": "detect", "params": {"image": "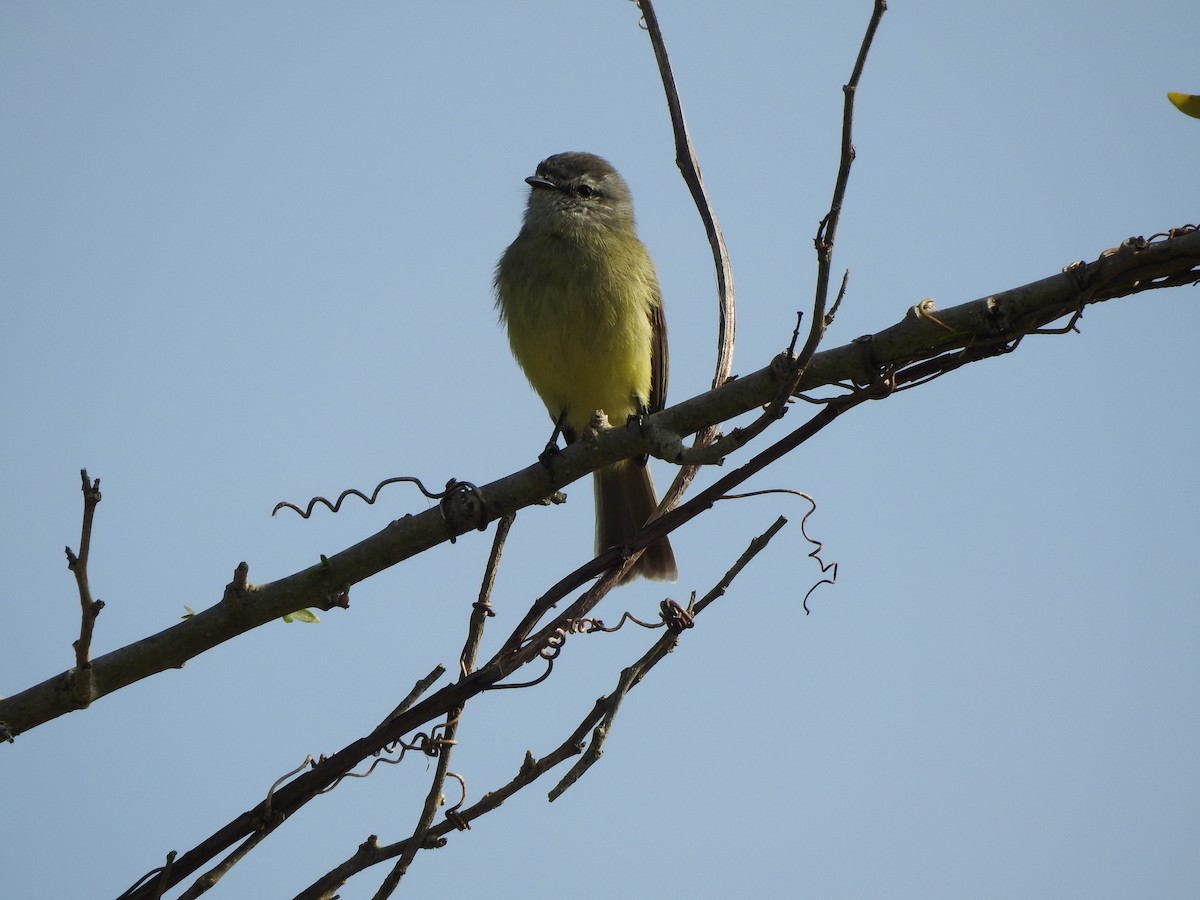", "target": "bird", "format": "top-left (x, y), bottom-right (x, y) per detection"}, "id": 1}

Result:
top-left (495, 151), bottom-right (677, 584)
